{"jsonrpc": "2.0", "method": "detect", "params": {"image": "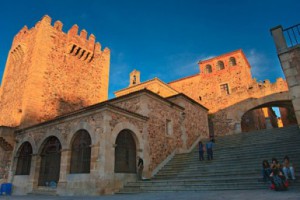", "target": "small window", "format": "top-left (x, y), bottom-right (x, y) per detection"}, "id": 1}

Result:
top-left (199, 96), bottom-right (202, 101)
top-left (133, 75), bottom-right (136, 84)
top-left (166, 119), bottom-right (173, 136)
top-left (205, 65), bottom-right (212, 74)
top-left (229, 57), bottom-right (237, 66)
top-left (220, 83), bottom-right (230, 95)
top-left (217, 61), bottom-right (225, 70)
